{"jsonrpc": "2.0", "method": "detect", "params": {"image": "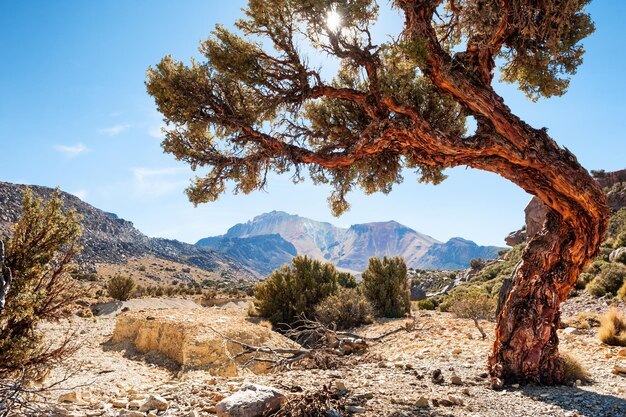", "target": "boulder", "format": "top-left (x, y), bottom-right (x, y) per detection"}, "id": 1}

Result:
top-left (505, 229), bottom-right (527, 247)
top-left (215, 384), bottom-right (286, 417)
top-left (524, 197), bottom-right (549, 240)
top-left (139, 394), bottom-right (168, 412)
top-left (112, 309), bottom-right (298, 376)
top-left (609, 247), bottom-right (626, 263)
